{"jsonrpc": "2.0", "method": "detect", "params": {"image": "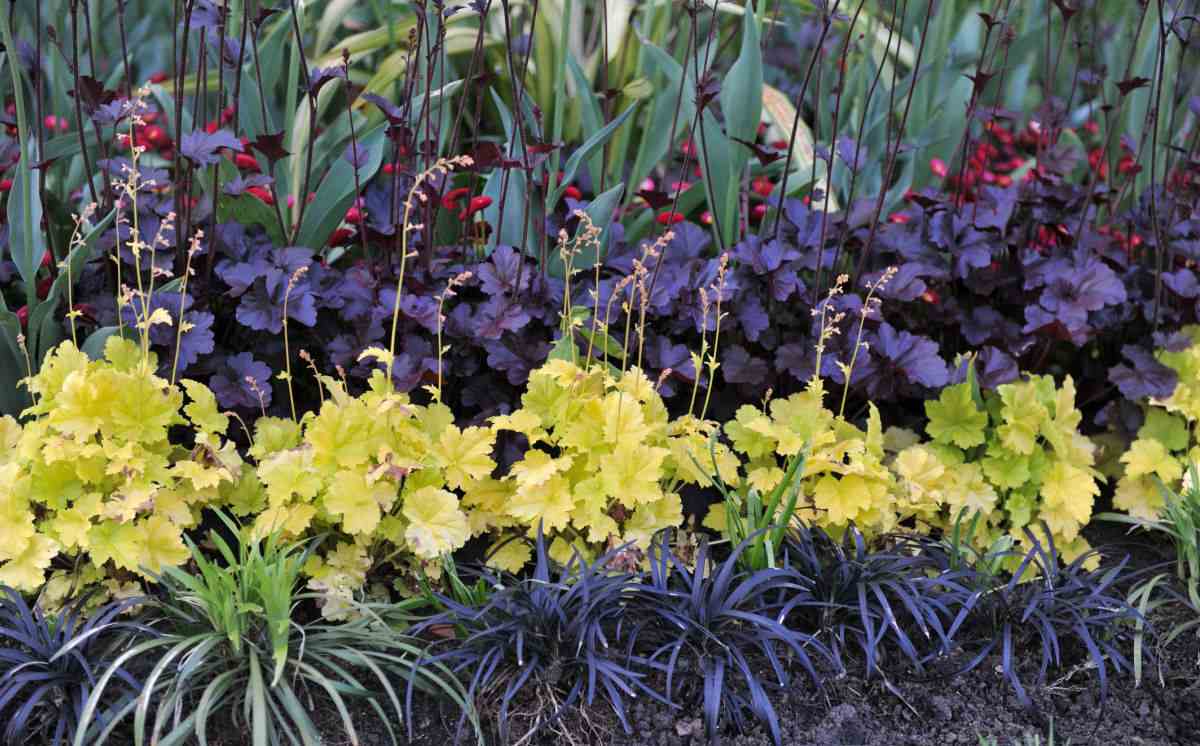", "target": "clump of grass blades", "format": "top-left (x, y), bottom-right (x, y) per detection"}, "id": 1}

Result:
top-left (0, 588), bottom-right (151, 746)
top-left (630, 533), bottom-right (834, 746)
top-left (782, 524), bottom-right (965, 682)
top-left (1099, 462), bottom-right (1200, 685)
top-left (410, 529), bottom-right (662, 745)
top-left (72, 511), bottom-right (471, 746)
top-left (920, 525), bottom-right (1141, 707)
